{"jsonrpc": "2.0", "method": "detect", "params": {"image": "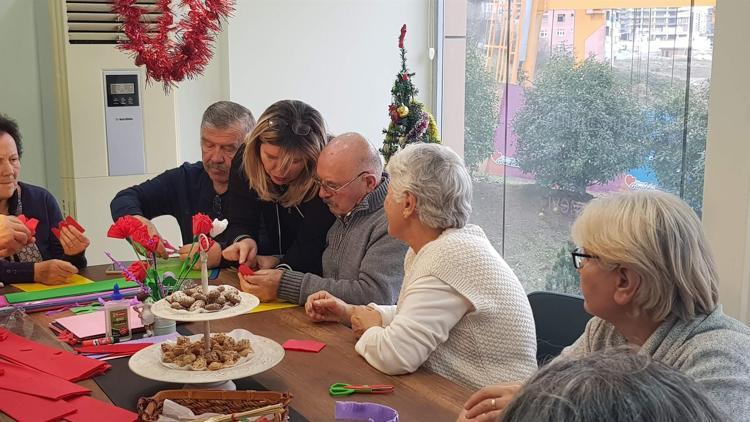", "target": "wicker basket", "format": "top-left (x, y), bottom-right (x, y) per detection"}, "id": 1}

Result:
top-left (137, 389), bottom-right (293, 421)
